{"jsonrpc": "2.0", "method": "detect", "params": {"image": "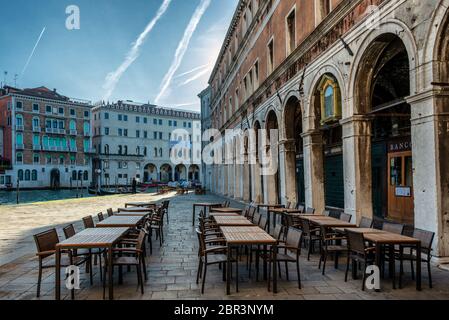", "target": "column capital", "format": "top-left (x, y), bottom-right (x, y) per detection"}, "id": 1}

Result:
top-left (278, 139), bottom-right (296, 152)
